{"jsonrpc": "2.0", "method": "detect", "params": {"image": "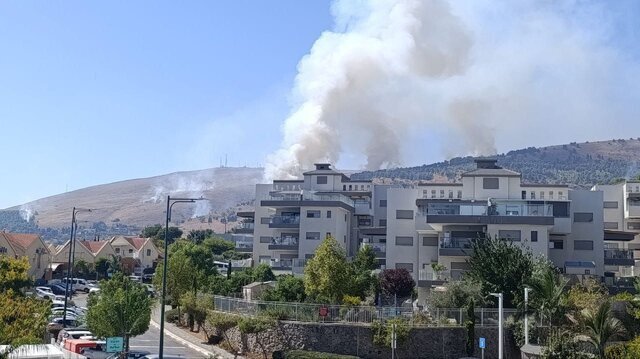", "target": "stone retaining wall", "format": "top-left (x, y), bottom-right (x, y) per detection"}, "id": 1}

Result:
top-left (221, 321), bottom-right (519, 359)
